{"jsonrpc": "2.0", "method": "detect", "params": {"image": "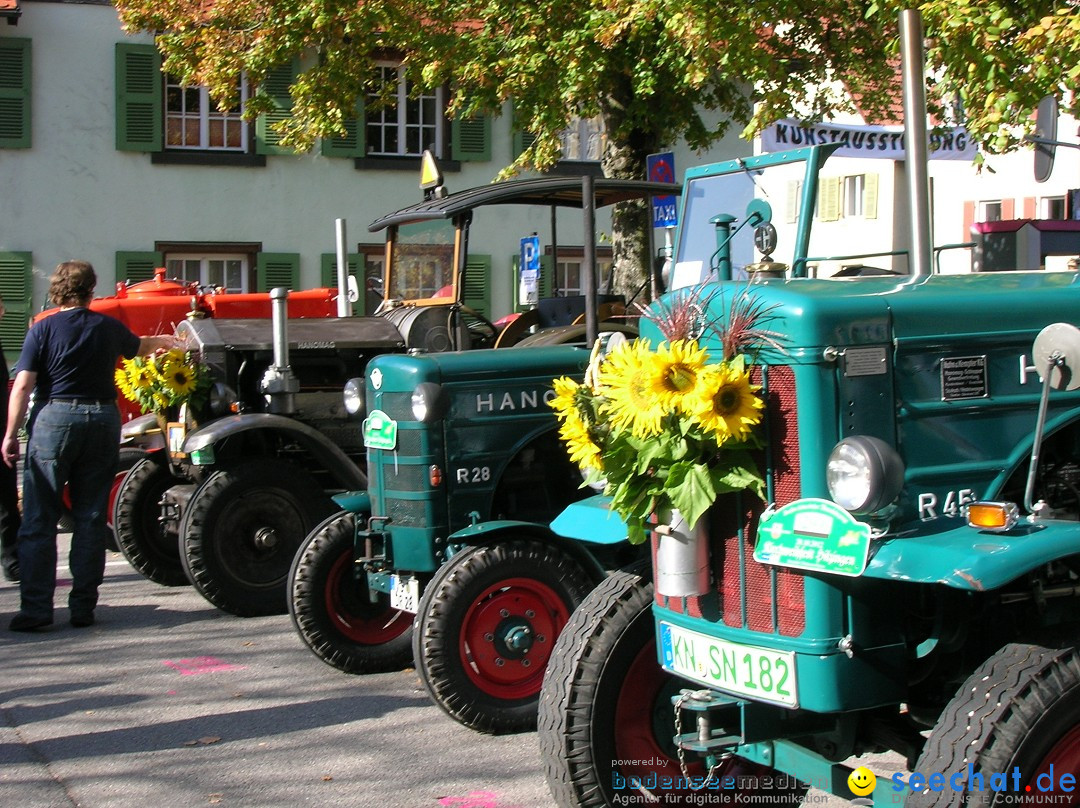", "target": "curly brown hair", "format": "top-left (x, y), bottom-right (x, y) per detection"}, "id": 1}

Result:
top-left (49, 261), bottom-right (97, 307)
